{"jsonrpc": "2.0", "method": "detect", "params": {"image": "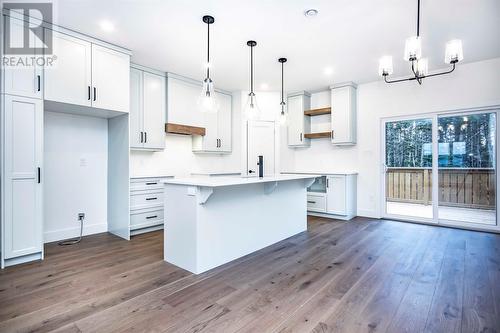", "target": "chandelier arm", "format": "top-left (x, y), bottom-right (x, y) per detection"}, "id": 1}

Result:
top-left (384, 75), bottom-right (417, 84)
top-left (422, 62), bottom-right (456, 79)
